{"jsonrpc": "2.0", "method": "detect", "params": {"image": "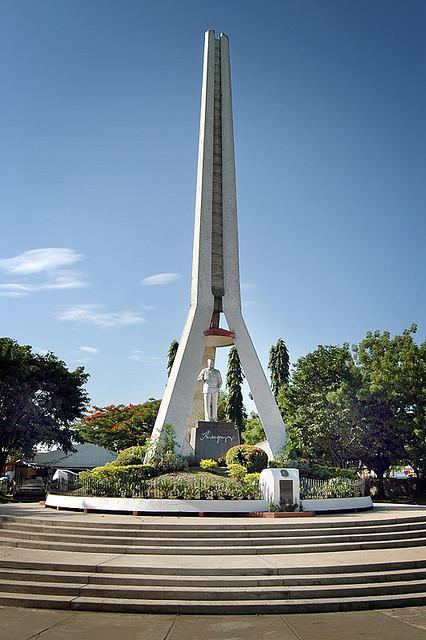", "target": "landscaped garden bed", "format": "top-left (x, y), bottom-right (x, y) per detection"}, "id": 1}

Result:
top-left (46, 443), bottom-right (372, 514)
